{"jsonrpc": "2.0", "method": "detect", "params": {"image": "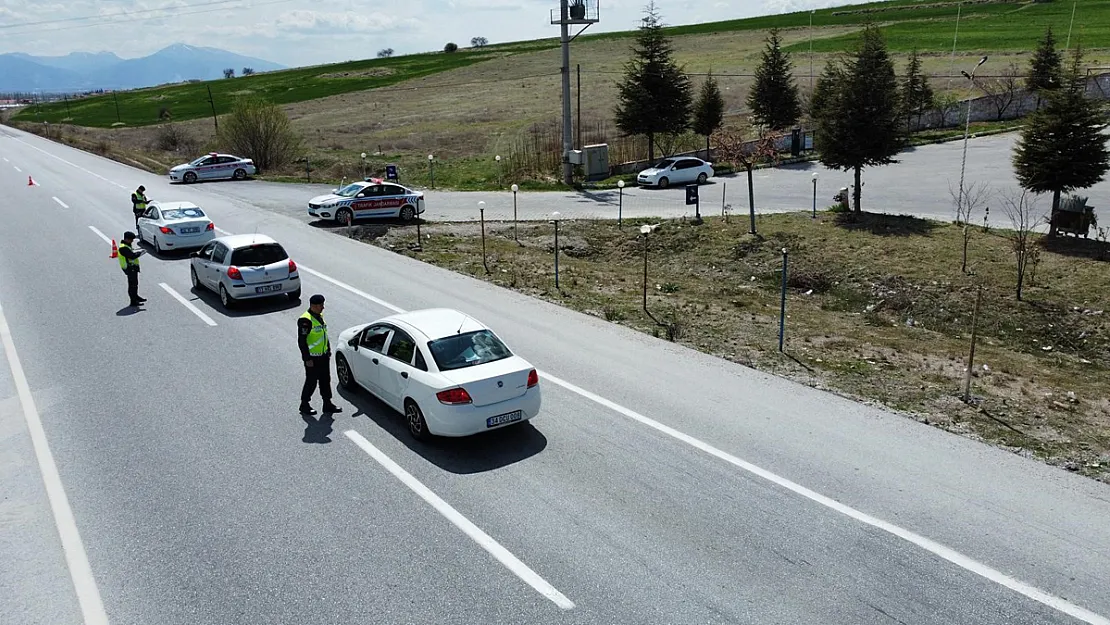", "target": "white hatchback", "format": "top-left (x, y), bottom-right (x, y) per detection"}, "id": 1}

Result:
top-left (334, 308), bottom-right (542, 440)
top-left (637, 156), bottom-right (714, 188)
top-left (136, 201), bottom-right (216, 252)
top-left (189, 234), bottom-right (301, 308)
